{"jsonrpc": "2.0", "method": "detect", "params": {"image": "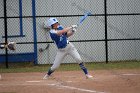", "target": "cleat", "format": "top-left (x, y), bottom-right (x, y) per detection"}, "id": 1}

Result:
top-left (43, 74), bottom-right (50, 79)
top-left (86, 74), bottom-right (93, 79)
